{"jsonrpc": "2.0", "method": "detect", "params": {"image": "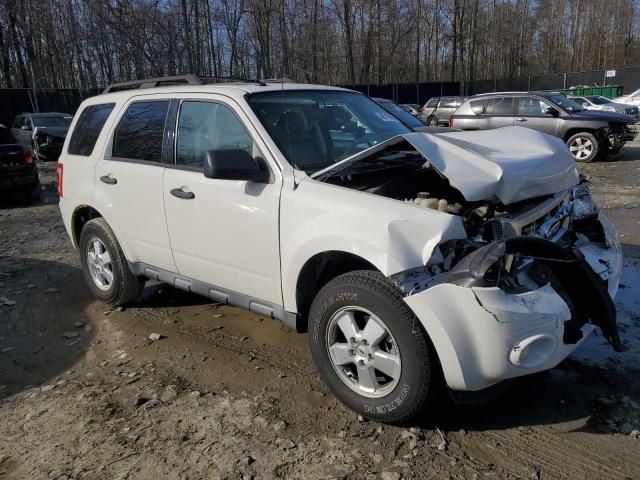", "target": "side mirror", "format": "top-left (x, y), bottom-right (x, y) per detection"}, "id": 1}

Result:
top-left (545, 107), bottom-right (559, 117)
top-left (21, 124), bottom-right (31, 131)
top-left (203, 149), bottom-right (269, 183)
top-left (582, 102), bottom-right (590, 108)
